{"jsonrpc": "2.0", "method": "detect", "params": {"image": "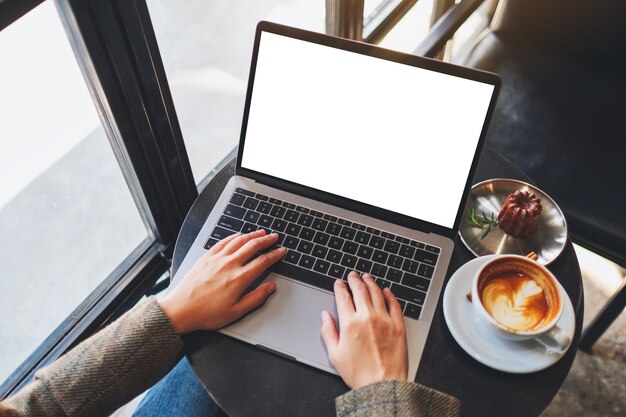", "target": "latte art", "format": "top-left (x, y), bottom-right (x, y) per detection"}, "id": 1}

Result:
top-left (480, 273), bottom-right (550, 331)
